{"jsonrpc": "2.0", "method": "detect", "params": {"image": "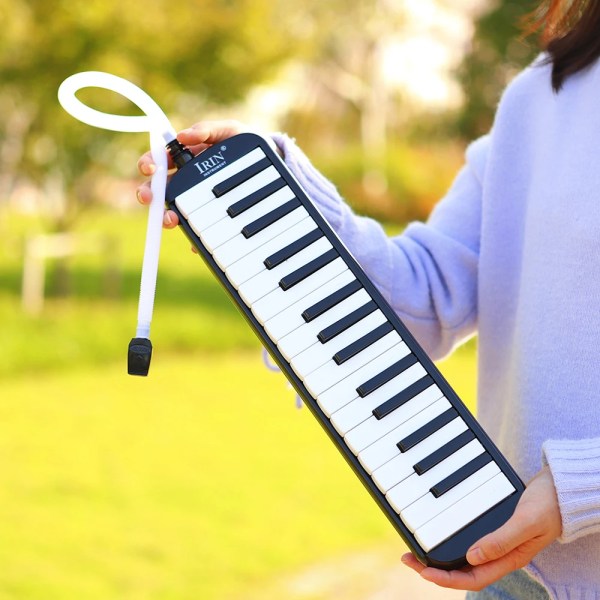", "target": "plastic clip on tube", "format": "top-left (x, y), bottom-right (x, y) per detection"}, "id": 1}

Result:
top-left (58, 71), bottom-right (179, 376)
